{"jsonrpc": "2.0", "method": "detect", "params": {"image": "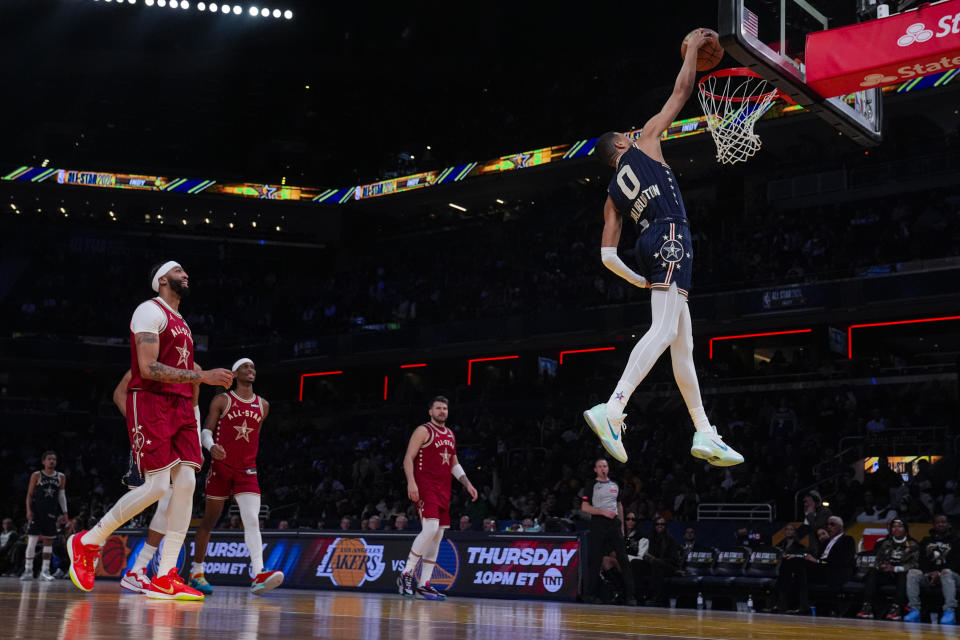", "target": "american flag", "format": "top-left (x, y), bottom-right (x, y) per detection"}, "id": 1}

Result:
top-left (743, 7), bottom-right (759, 39)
